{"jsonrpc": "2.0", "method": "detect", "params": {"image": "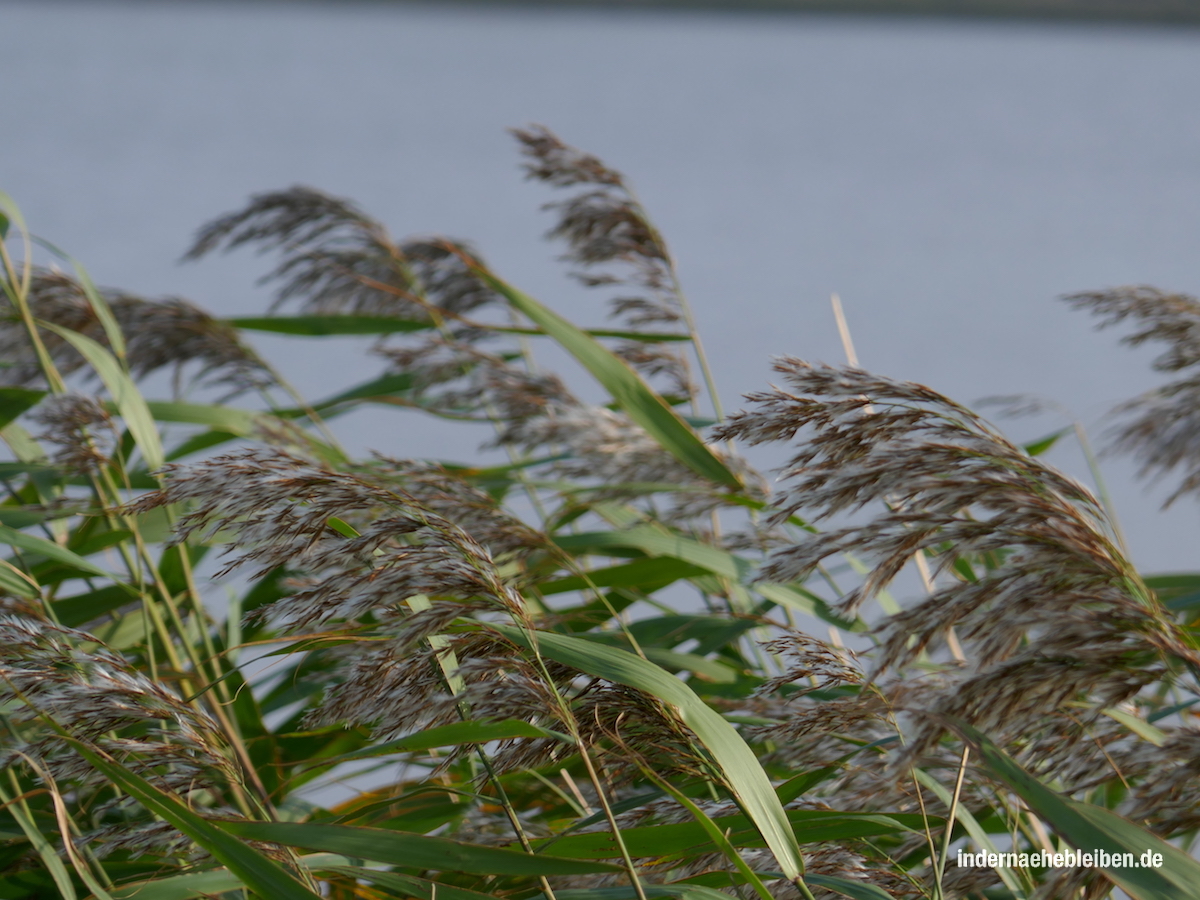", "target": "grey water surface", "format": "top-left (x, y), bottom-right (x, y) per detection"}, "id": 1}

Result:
top-left (4, 0), bottom-right (1200, 573)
